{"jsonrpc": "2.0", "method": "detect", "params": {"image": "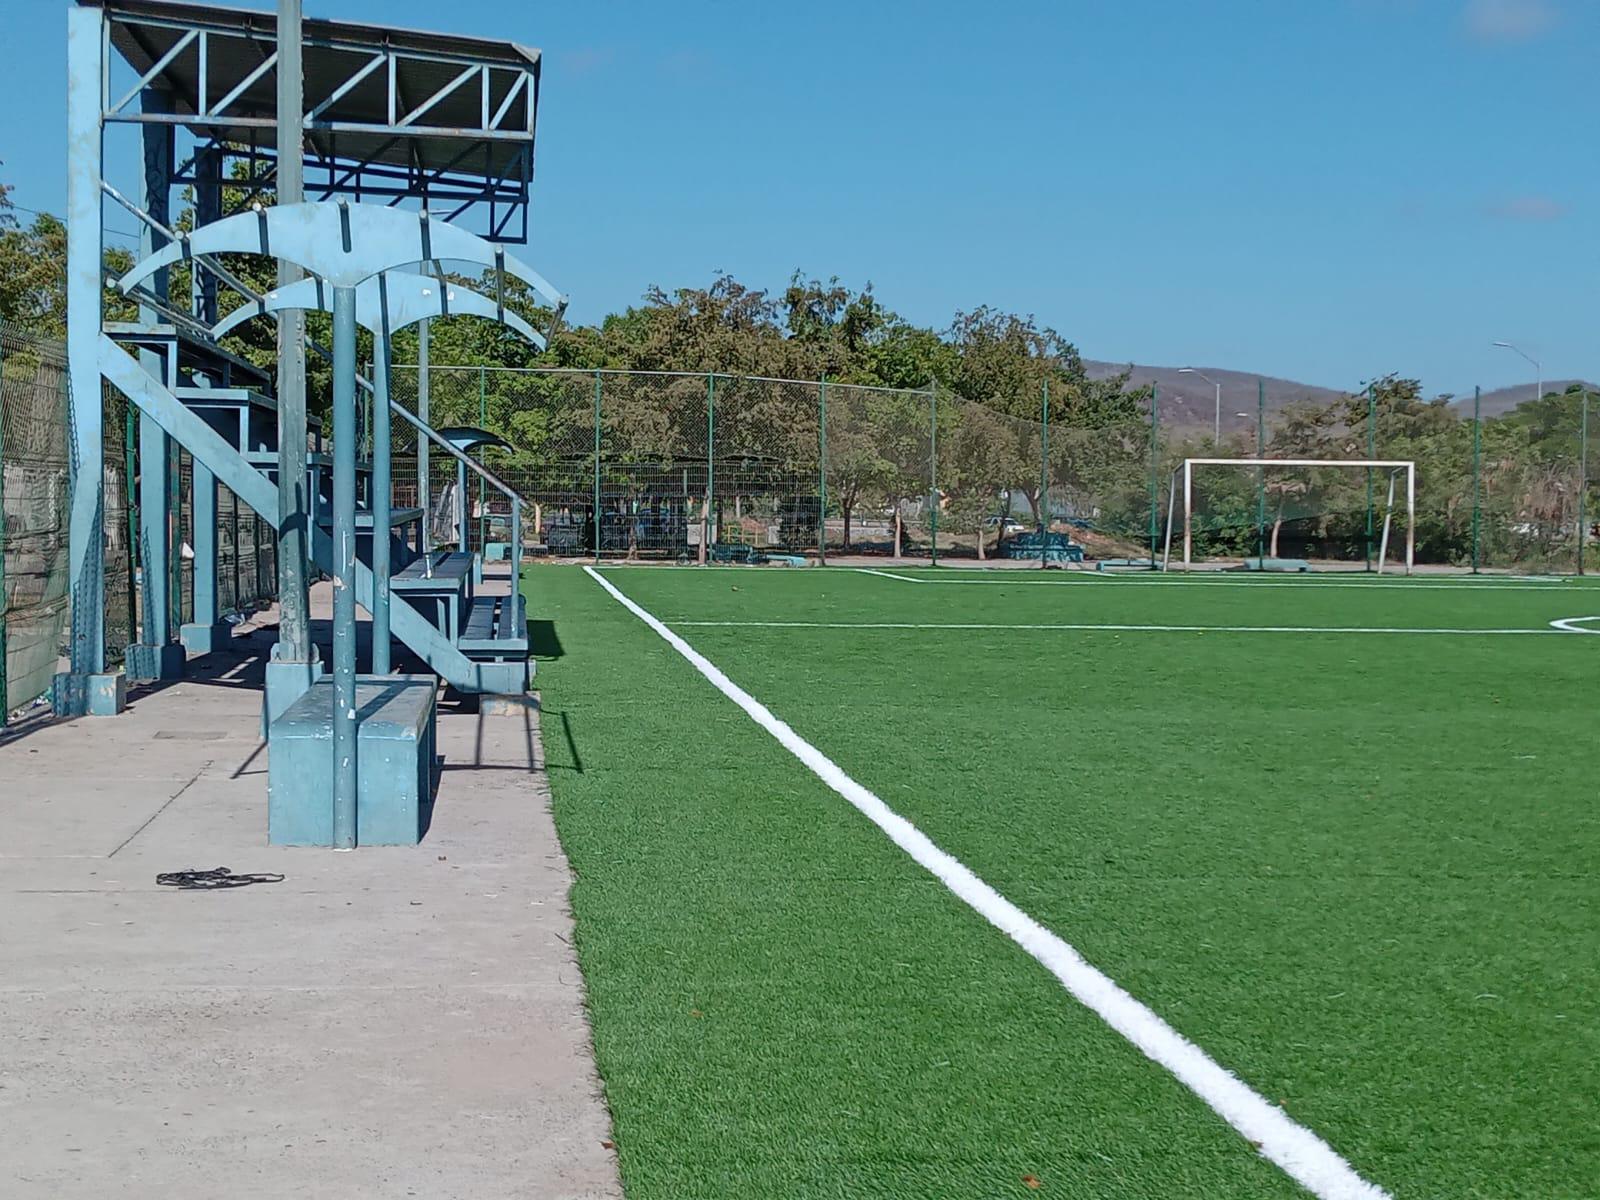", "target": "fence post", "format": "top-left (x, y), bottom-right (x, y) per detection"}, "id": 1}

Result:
top-left (1471, 386), bottom-right (1481, 573)
top-left (1256, 379), bottom-right (1266, 562)
top-left (0, 332), bottom-right (7, 724)
top-left (1579, 389), bottom-right (1589, 577)
top-left (1039, 378), bottom-right (1049, 570)
top-left (928, 382), bottom-right (939, 567)
top-left (1148, 383), bottom-right (1159, 565)
top-left (818, 377), bottom-right (827, 565)
top-left (1365, 382), bottom-right (1376, 571)
top-left (592, 369), bottom-right (602, 560)
top-left (478, 364), bottom-right (488, 555)
top-left (706, 373), bottom-right (716, 561)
